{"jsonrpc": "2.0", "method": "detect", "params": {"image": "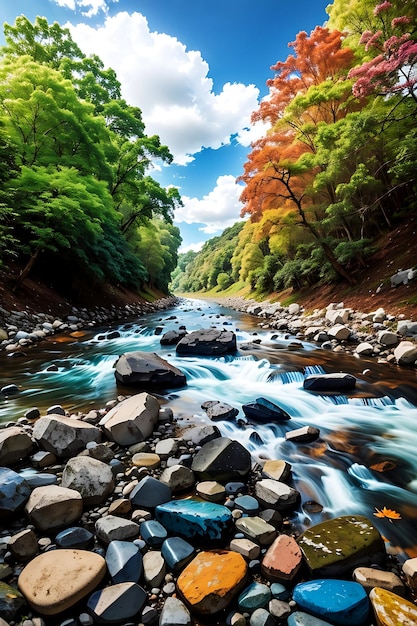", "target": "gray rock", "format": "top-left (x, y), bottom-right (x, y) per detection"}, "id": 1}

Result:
top-left (191, 437), bottom-right (252, 482)
top-left (255, 479), bottom-right (300, 511)
top-left (176, 329), bottom-right (237, 355)
top-left (95, 515), bottom-right (140, 544)
top-left (99, 392), bottom-right (160, 446)
top-left (159, 596), bottom-right (192, 626)
top-left (142, 550), bottom-right (166, 588)
top-left (87, 582), bottom-right (147, 623)
top-left (61, 457), bottom-right (114, 505)
top-left (0, 427), bottom-right (33, 465)
top-left (114, 351), bottom-right (186, 388)
top-left (32, 415), bottom-right (101, 458)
